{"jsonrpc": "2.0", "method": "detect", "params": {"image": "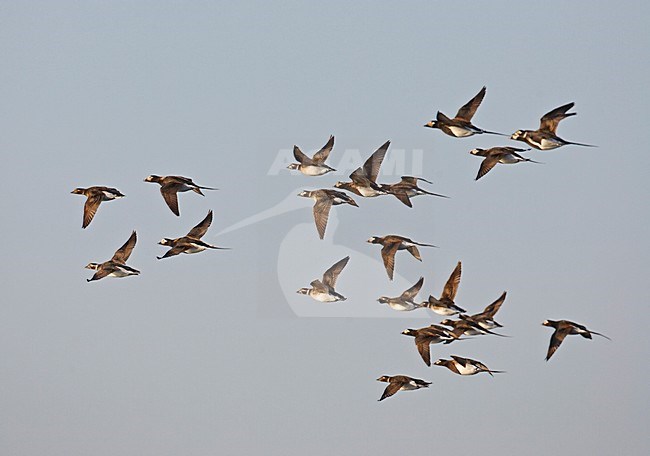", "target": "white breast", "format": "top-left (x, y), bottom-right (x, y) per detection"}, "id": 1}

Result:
top-left (455, 363), bottom-right (478, 375)
top-left (301, 165), bottom-right (330, 176)
top-left (448, 126), bottom-right (474, 137)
